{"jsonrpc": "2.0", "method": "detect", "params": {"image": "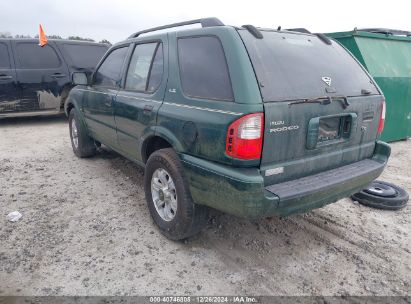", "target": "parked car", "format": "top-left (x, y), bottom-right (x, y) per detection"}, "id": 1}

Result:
top-left (0, 39), bottom-right (109, 117)
top-left (66, 18), bottom-right (390, 240)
